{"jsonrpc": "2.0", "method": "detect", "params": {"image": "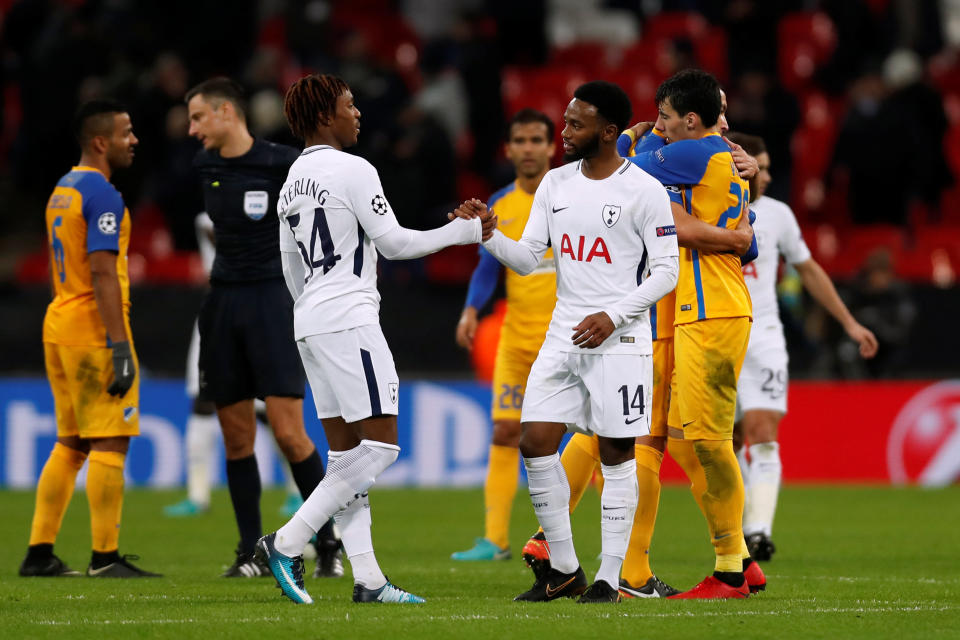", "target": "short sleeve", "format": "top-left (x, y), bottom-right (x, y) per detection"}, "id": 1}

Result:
top-left (345, 159), bottom-right (400, 240)
top-left (778, 202), bottom-right (812, 265)
top-left (633, 129), bottom-right (667, 155)
top-left (664, 184), bottom-right (684, 206)
top-left (83, 185), bottom-right (125, 253)
top-left (627, 139), bottom-right (710, 187)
